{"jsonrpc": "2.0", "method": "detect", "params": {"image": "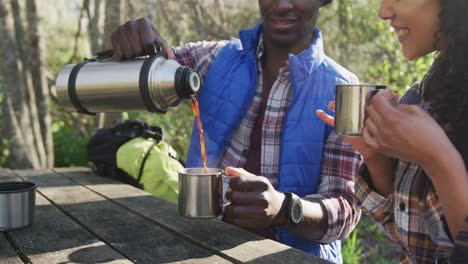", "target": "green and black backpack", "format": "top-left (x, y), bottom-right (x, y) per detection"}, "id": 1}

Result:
top-left (87, 120), bottom-right (183, 204)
